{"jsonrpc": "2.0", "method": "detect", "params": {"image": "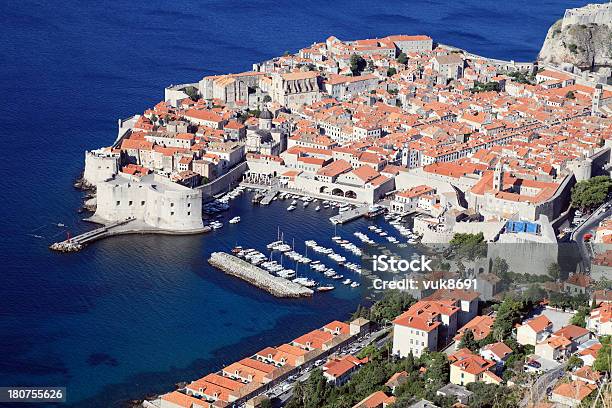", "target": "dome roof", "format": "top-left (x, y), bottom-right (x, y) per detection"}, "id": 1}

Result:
top-left (259, 108), bottom-right (273, 120)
